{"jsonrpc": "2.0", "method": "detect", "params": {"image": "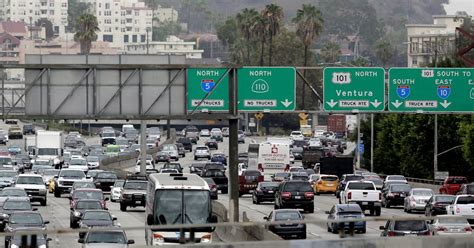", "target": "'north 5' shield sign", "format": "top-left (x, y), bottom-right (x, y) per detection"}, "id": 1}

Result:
top-left (201, 79), bottom-right (215, 93)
